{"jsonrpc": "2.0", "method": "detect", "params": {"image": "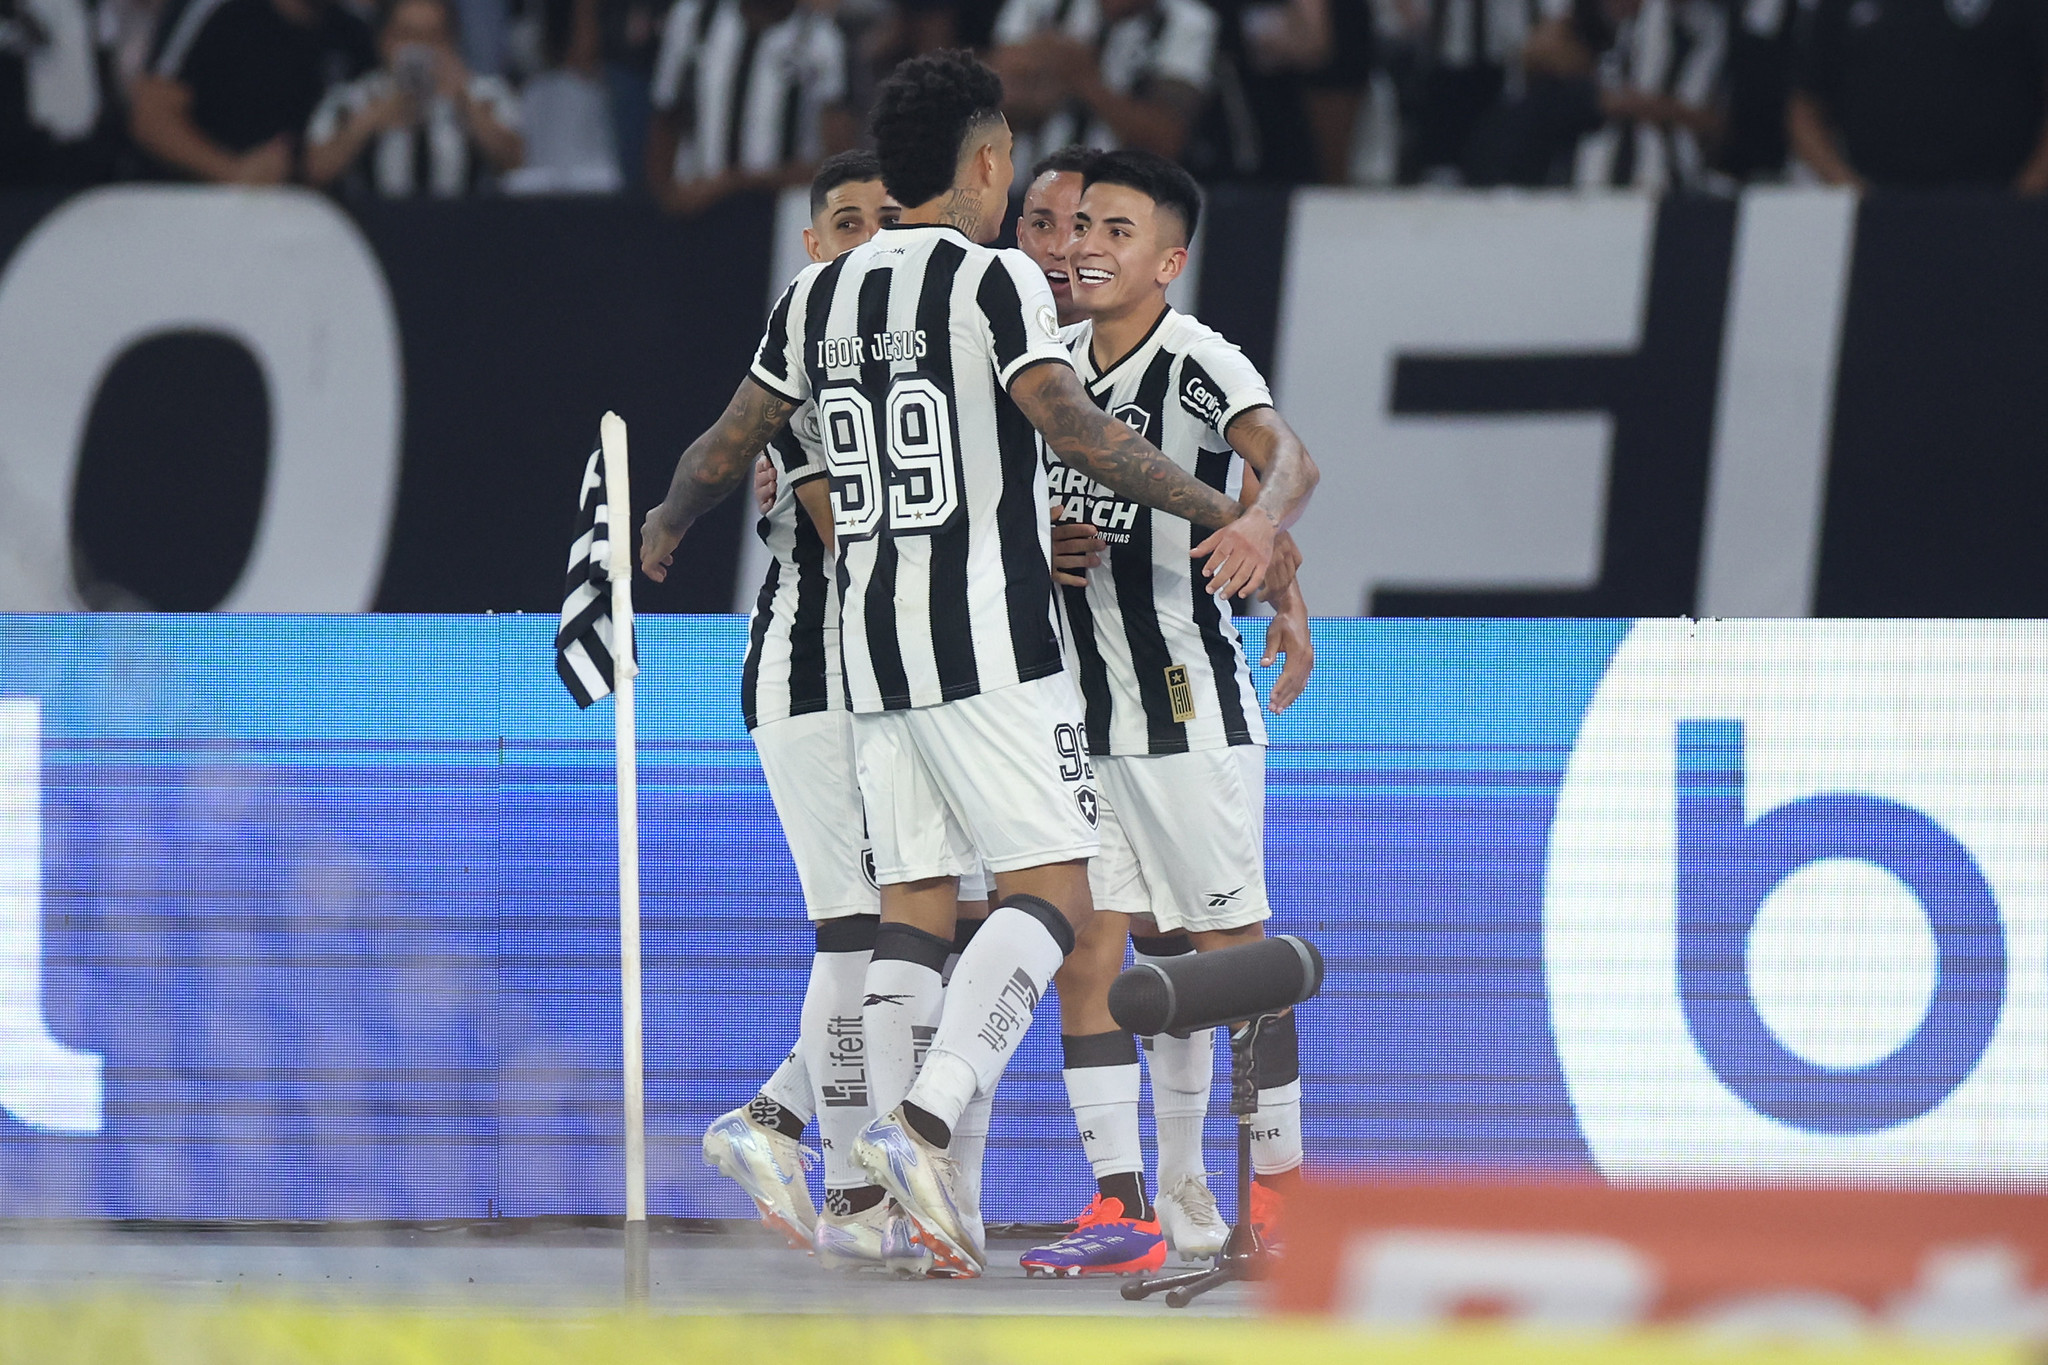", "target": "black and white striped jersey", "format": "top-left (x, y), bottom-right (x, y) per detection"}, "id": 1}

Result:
top-left (741, 404), bottom-right (841, 730)
top-left (1051, 309), bottom-right (1269, 757)
top-left (650, 0), bottom-right (846, 180)
top-left (748, 222), bottom-right (1074, 713)
top-left (993, 0), bottom-right (1217, 167)
top-left (1572, 0), bottom-right (1727, 189)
